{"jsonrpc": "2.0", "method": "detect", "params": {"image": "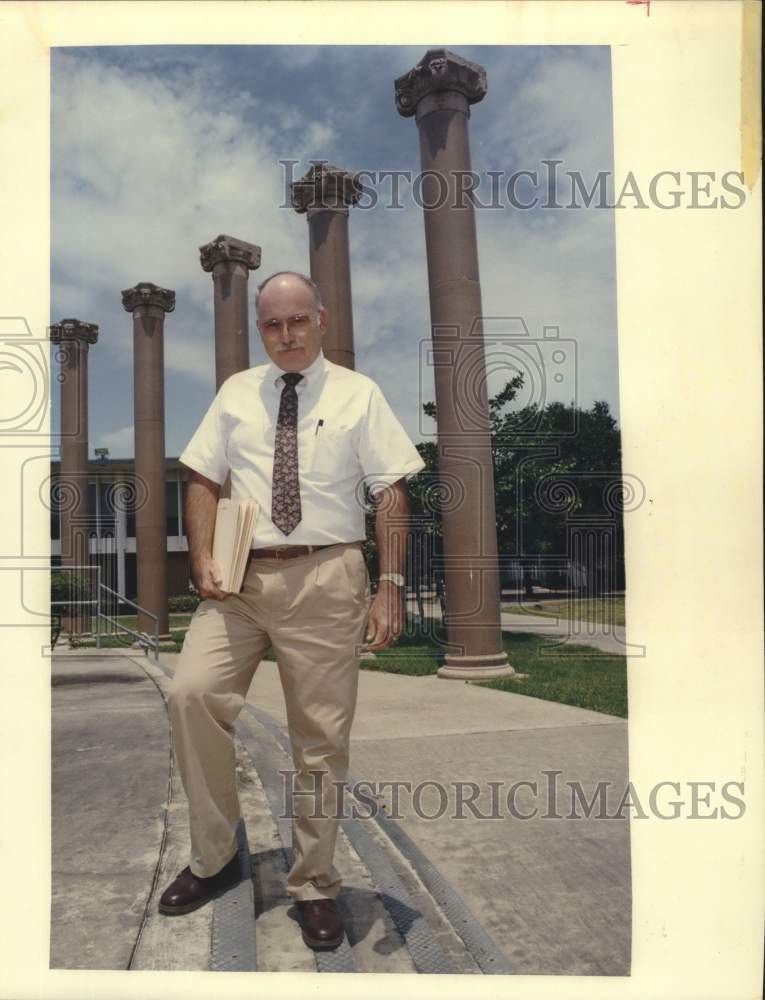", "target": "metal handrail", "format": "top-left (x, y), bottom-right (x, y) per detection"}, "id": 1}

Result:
top-left (51, 565), bottom-right (160, 662)
top-left (97, 579), bottom-right (160, 662)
